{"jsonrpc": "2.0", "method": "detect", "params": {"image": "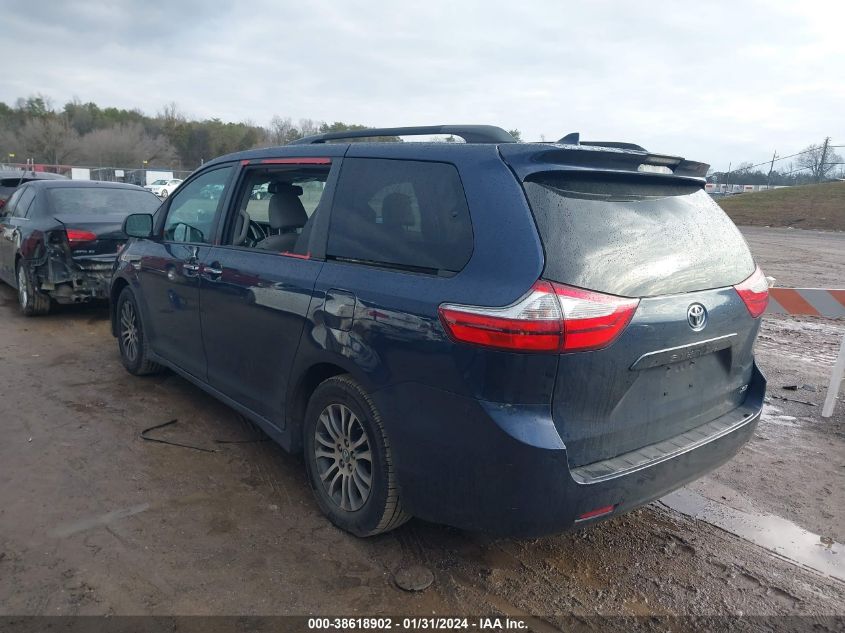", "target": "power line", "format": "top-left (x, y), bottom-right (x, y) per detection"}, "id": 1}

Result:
top-left (718, 142), bottom-right (843, 173)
